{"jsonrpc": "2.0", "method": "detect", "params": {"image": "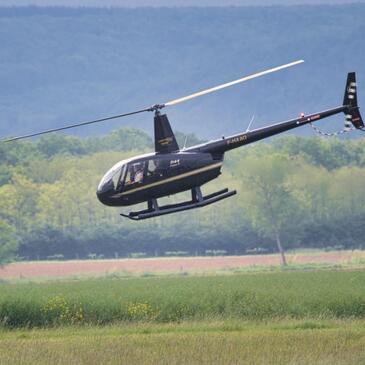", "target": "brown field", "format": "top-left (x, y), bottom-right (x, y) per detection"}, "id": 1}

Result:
top-left (1, 250), bottom-right (364, 280)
